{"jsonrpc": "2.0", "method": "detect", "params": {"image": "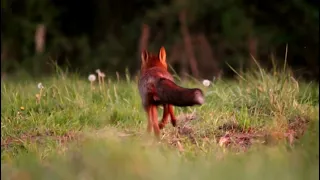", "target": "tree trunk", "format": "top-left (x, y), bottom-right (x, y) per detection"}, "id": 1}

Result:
top-left (35, 24), bottom-right (46, 54)
top-left (179, 10), bottom-right (199, 78)
top-left (197, 33), bottom-right (222, 79)
top-left (248, 35), bottom-right (258, 69)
